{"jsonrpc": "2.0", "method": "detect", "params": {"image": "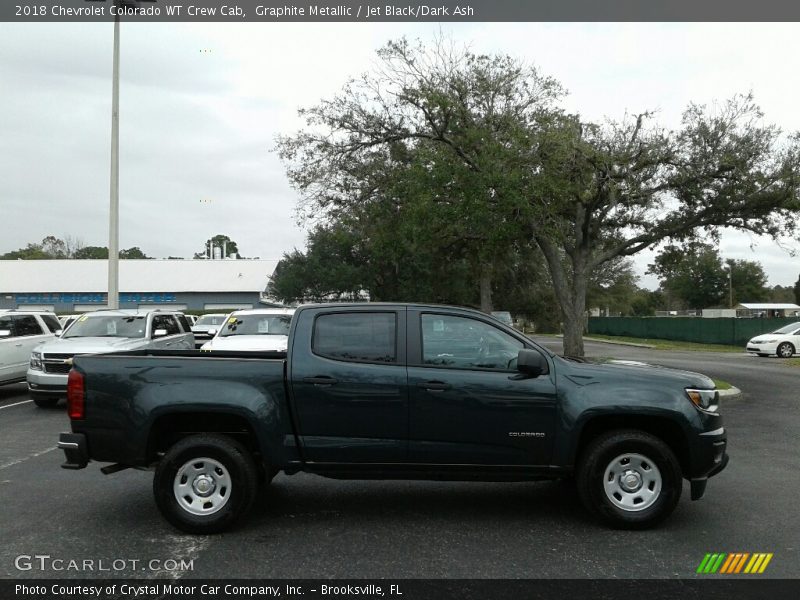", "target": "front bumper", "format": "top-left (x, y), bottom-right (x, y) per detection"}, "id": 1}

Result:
top-left (689, 426), bottom-right (728, 500)
top-left (58, 432), bottom-right (88, 469)
top-left (27, 368), bottom-right (68, 398)
top-left (746, 341), bottom-right (778, 355)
